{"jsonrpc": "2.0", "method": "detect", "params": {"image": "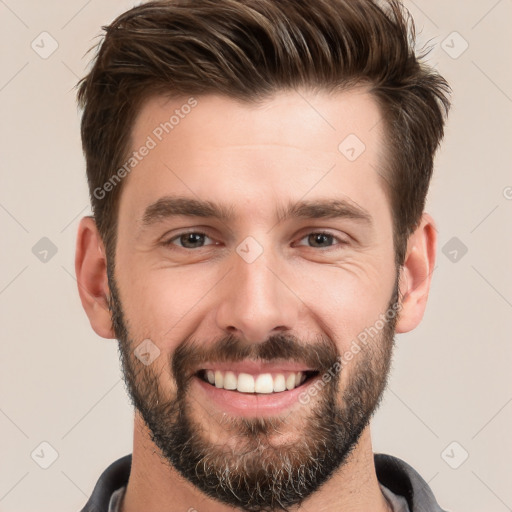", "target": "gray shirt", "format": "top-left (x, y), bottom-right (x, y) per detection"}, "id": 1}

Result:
top-left (80, 453), bottom-right (447, 512)
top-left (107, 483), bottom-right (411, 512)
